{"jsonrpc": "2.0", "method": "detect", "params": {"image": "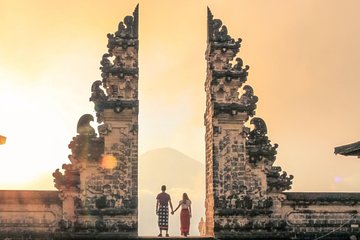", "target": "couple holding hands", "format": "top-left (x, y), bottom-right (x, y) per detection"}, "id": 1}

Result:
top-left (156, 185), bottom-right (192, 237)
